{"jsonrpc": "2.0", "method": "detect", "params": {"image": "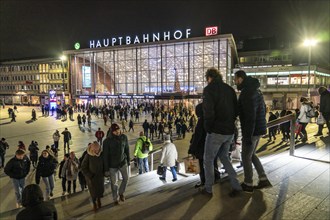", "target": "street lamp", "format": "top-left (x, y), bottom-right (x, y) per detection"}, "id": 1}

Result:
top-left (303, 39), bottom-right (317, 98)
top-left (60, 55), bottom-right (67, 106)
